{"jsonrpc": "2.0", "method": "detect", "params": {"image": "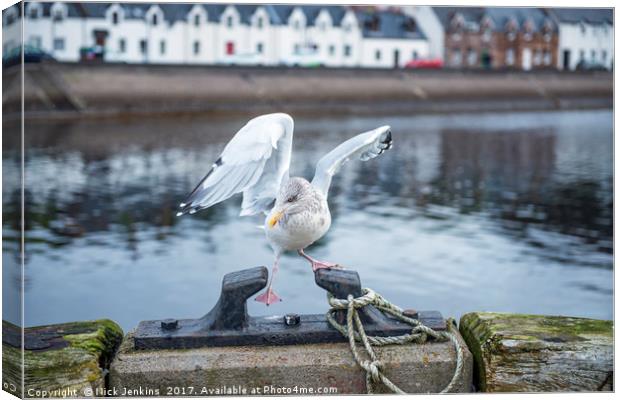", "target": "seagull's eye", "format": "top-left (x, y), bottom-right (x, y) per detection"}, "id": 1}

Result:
top-left (287, 196), bottom-right (296, 203)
